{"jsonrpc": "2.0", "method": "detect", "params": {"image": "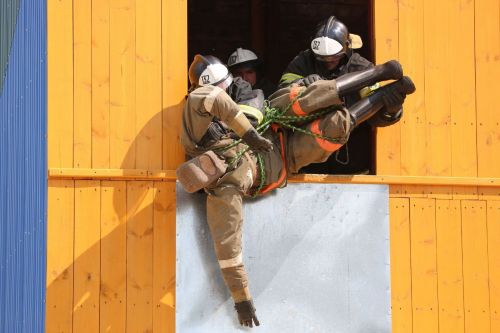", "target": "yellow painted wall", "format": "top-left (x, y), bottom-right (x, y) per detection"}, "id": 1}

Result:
top-left (375, 0), bottom-right (500, 332)
top-left (46, 0), bottom-right (499, 332)
top-left (47, 0), bottom-right (185, 331)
